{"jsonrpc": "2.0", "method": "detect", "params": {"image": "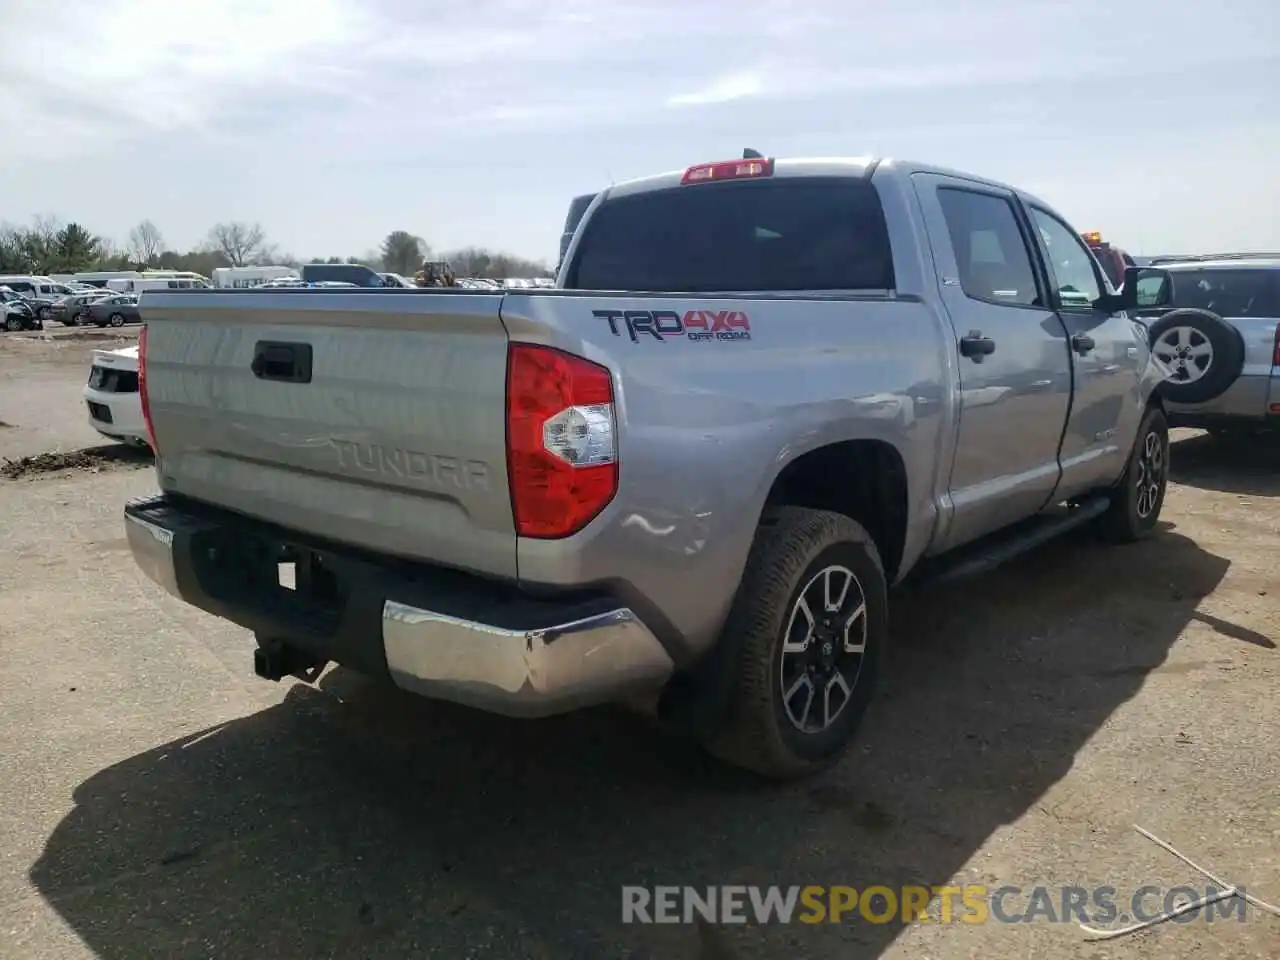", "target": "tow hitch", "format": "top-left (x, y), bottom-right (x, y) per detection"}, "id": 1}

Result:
top-left (253, 637), bottom-right (327, 683)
